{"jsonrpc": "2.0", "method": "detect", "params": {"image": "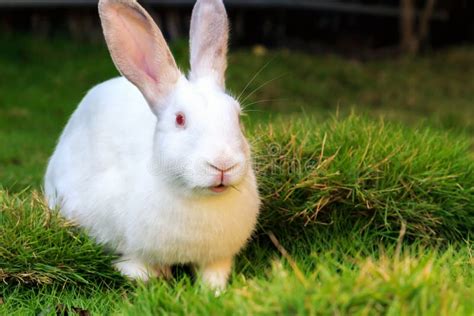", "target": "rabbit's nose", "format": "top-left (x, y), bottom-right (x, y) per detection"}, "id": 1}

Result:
top-left (207, 162), bottom-right (239, 173)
